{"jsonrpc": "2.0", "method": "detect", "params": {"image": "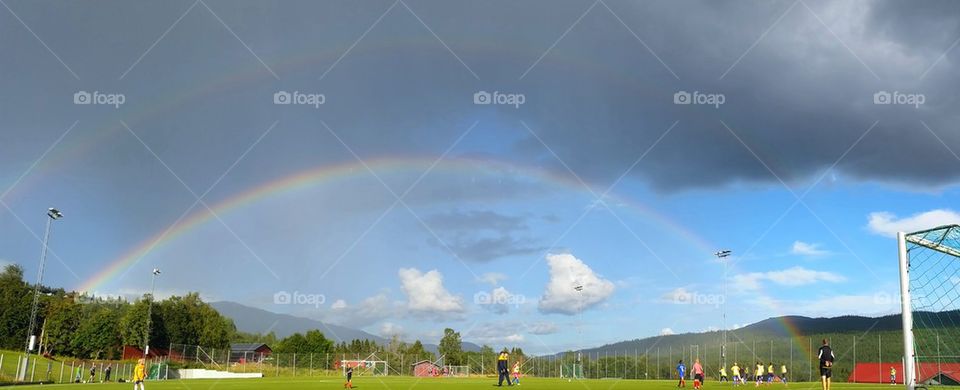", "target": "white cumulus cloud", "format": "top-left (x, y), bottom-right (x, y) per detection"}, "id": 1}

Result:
top-left (538, 253), bottom-right (615, 315)
top-left (660, 328), bottom-right (675, 336)
top-left (867, 209), bottom-right (960, 237)
top-left (791, 241), bottom-right (829, 256)
top-left (331, 299), bottom-right (348, 310)
top-left (399, 268), bottom-right (464, 319)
